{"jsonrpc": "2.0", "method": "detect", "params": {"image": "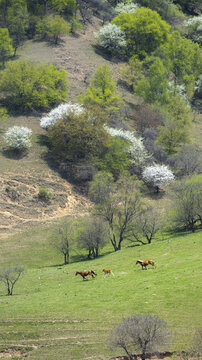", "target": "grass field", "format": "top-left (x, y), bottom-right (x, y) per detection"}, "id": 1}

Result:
top-left (0, 229), bottom-right (201, 359)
